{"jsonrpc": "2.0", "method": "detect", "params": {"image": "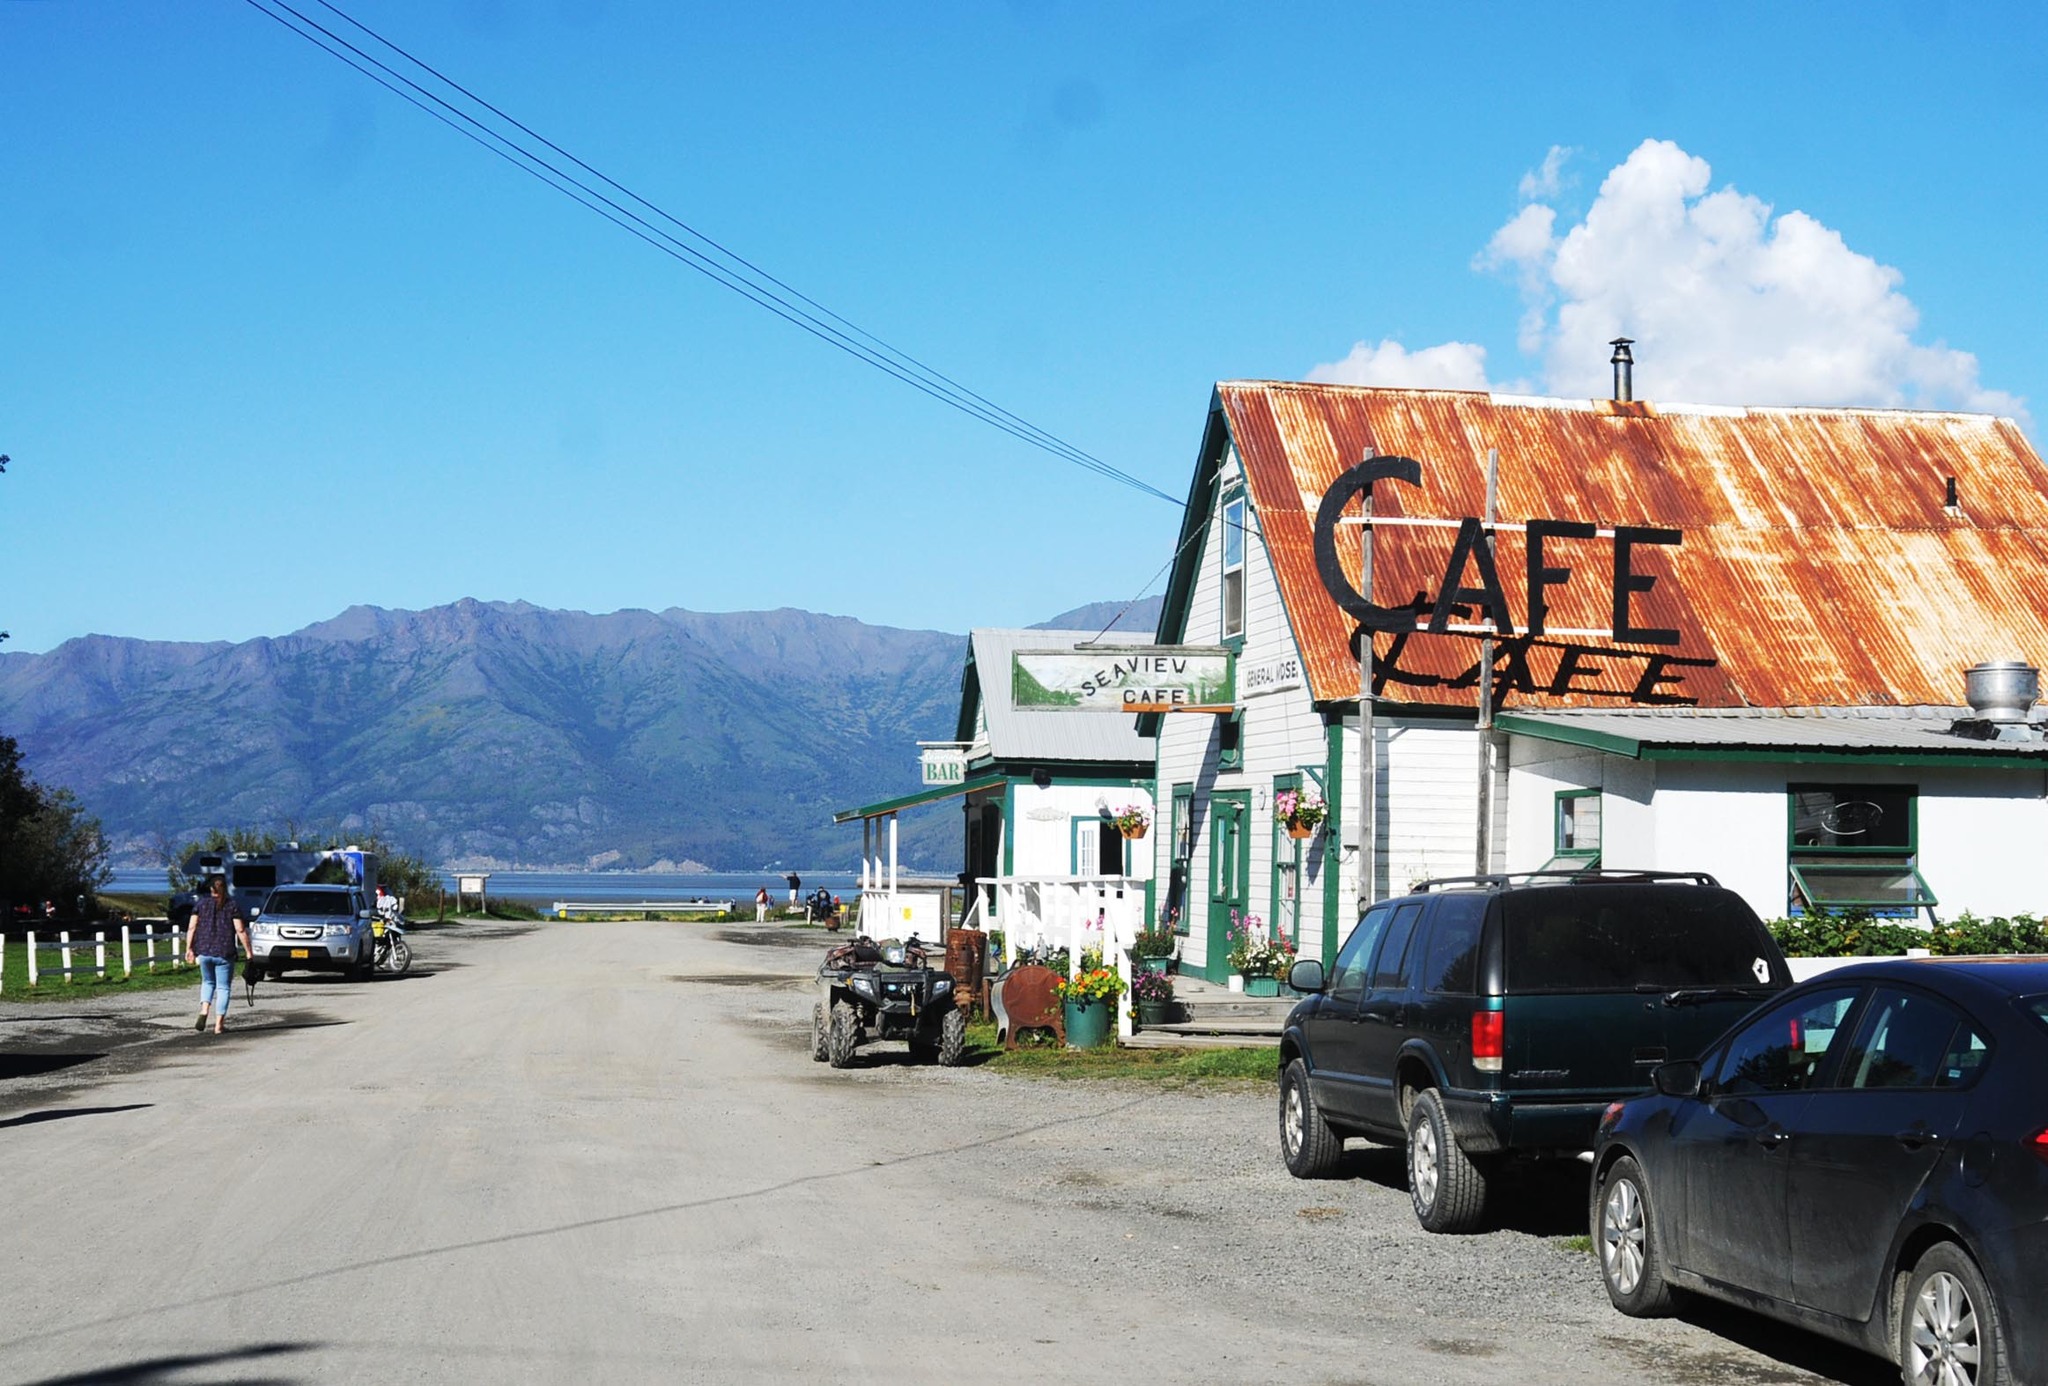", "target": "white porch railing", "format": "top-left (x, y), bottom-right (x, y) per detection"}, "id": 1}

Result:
top-left (975, 874), bottom-right (1142, 1040)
